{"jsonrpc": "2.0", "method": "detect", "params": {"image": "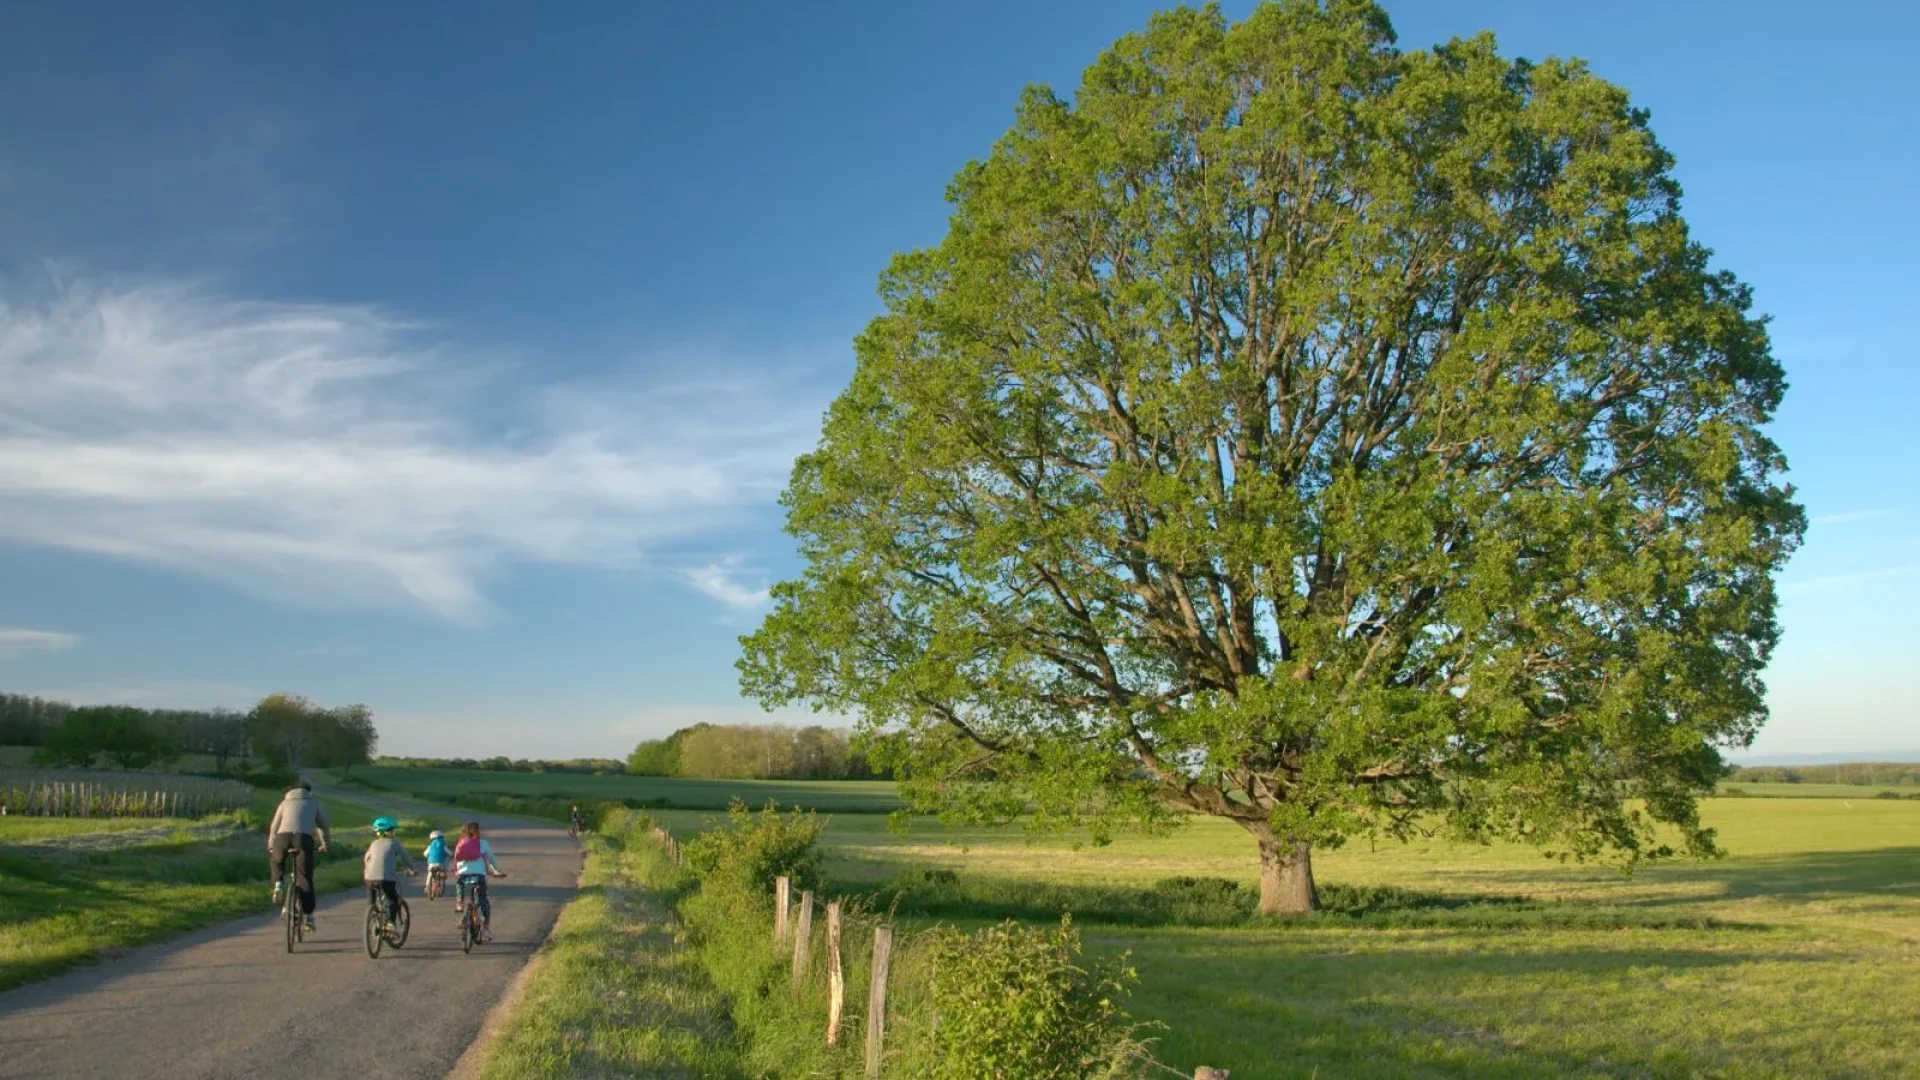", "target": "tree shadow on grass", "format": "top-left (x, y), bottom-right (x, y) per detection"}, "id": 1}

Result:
top-left (1409, 846), bottom-right (1920, 911)
top-left (853, 868), bottom-right (1759, 932)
